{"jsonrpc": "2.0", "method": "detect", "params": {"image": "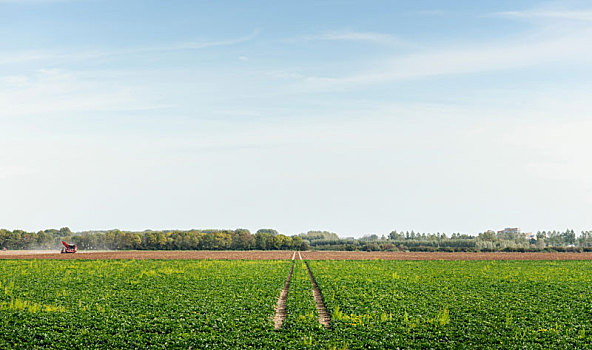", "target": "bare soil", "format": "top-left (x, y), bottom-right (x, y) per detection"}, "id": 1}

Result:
top-left (1, 250), bottom-right (591, 260)
top-left (0, 250), bottom-right (293, 260)
top-left (273, 262), bottom-right (294, 330)
top-left (304, 260), bottom-right (331, 329)
top-left (301, 251), bottom-right (592, 260)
